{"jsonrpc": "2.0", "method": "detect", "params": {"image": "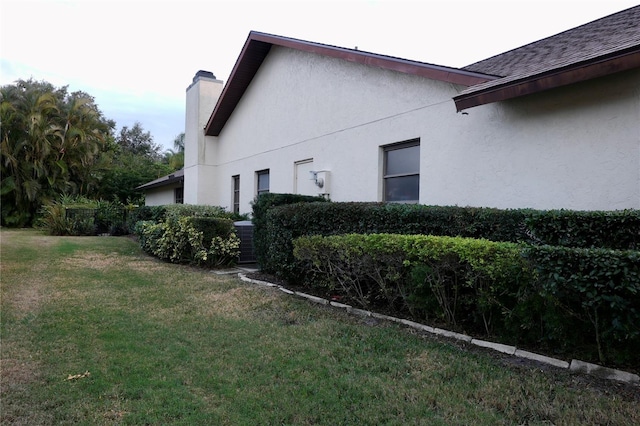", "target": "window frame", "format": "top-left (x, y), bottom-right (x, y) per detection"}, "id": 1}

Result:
top-left (382, 139), bottom-right (420, 203)
top-left (174, 187), bottom-right (184, 204)
top-left (256, 169), bottom-right (270, 197)
top-left (232, 175), bottom-right (240, 214)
